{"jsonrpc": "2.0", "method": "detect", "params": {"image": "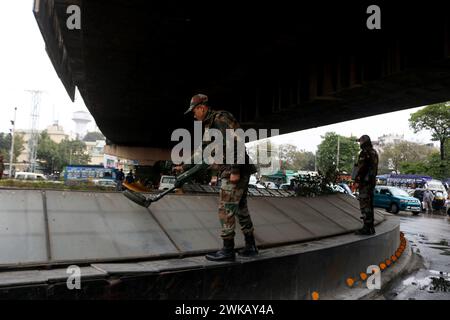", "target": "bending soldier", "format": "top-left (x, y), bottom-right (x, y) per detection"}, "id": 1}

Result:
top-left (175, 94), bottom-right (258, 261)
